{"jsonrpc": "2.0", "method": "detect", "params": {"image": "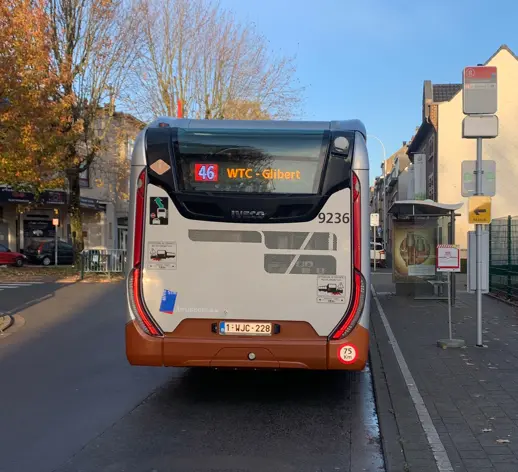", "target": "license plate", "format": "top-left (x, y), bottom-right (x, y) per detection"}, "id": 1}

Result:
top-left (219, 321), bottom-right (272, 336)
